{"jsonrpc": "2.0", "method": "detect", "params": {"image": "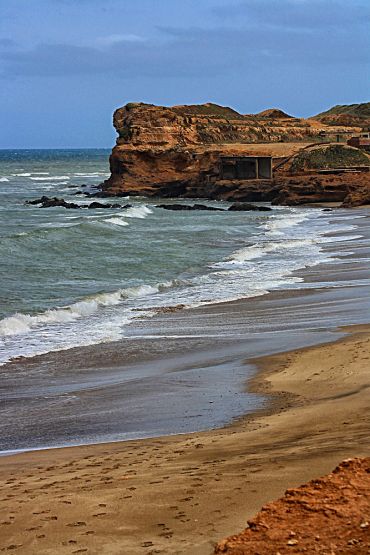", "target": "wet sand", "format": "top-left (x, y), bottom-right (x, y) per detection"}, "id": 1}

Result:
top-left (0, 323), bottom-right (369, 554)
